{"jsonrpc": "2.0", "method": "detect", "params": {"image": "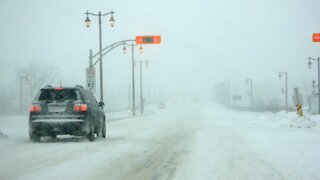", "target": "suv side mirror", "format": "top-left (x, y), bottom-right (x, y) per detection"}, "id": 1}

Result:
top-left (98, 101), bottom-right (105, 107)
